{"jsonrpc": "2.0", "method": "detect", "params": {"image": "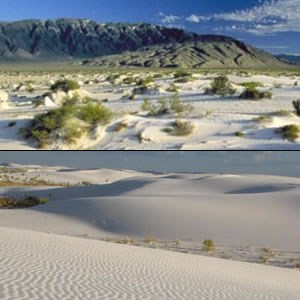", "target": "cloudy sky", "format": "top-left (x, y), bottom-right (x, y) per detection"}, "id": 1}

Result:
top-left (0, 0), bottom-right (299, 54)
top-left (1, 151), bottom-right (300, 177)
